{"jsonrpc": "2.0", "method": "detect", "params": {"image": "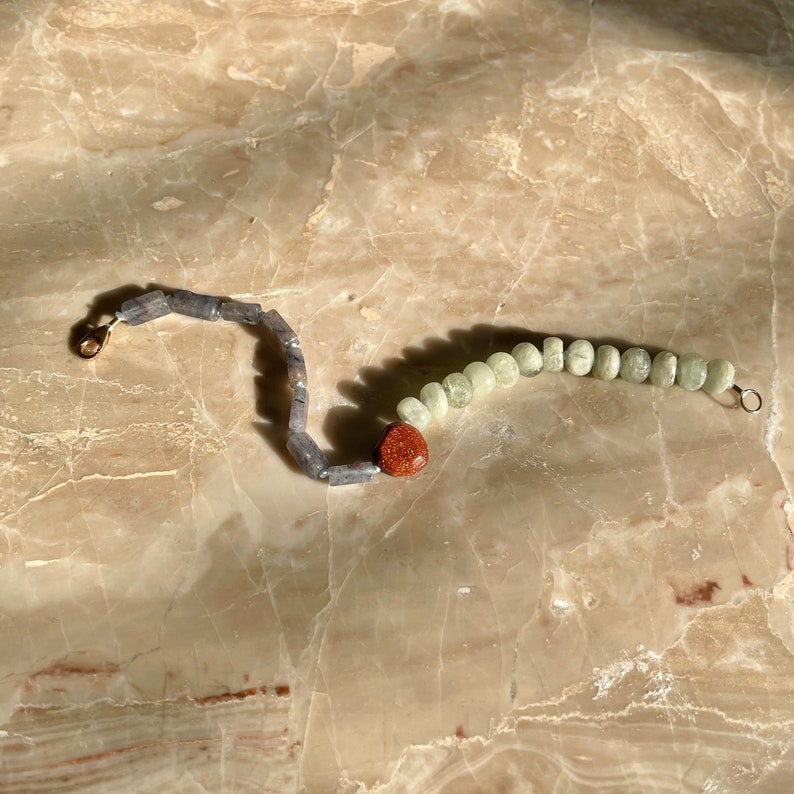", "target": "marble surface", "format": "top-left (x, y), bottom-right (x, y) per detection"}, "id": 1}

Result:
top-left (1, 0), bottom-right (793, 791)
